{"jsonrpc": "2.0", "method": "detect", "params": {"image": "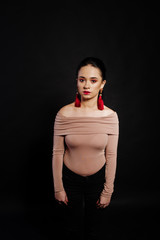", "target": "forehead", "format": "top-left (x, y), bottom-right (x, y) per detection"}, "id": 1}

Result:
top-left (78, 65), bottom-right (102, 78)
